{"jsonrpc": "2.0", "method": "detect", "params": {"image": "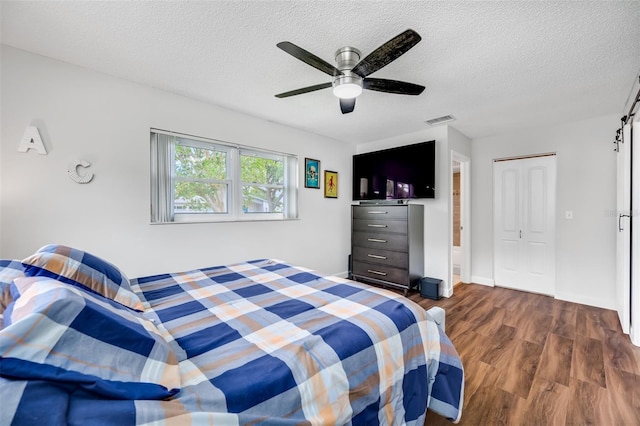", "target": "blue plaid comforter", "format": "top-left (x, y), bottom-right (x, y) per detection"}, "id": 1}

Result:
top-left (1, 259), bottom-right (463, 425)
